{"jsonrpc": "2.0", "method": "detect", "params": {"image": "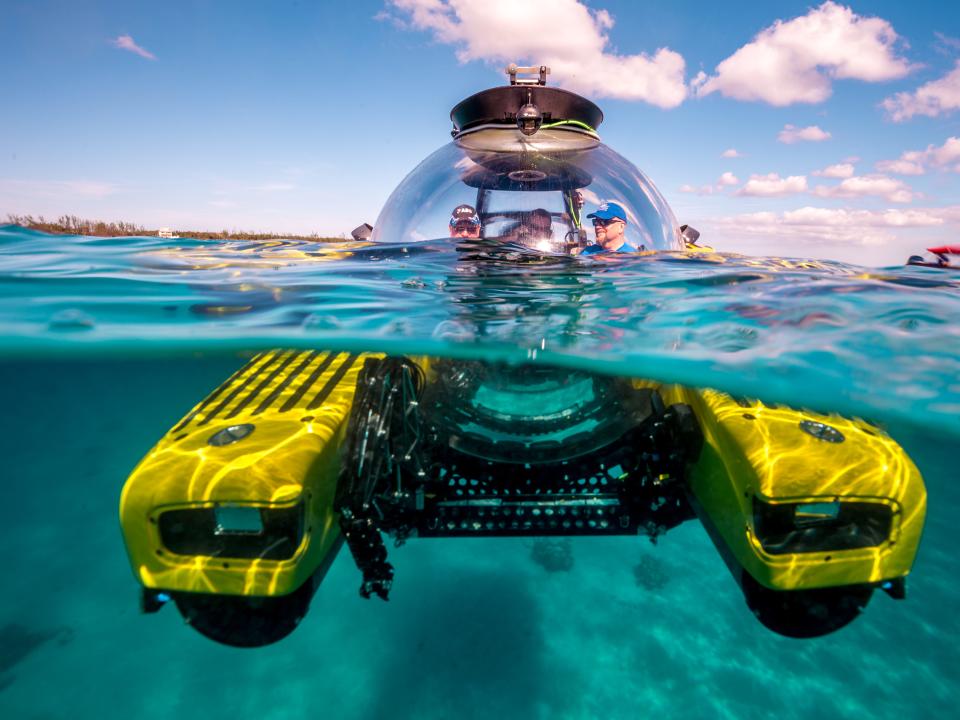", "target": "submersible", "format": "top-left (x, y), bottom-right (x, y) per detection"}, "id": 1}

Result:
top-left (119, 66), bottom-right (926, 647)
